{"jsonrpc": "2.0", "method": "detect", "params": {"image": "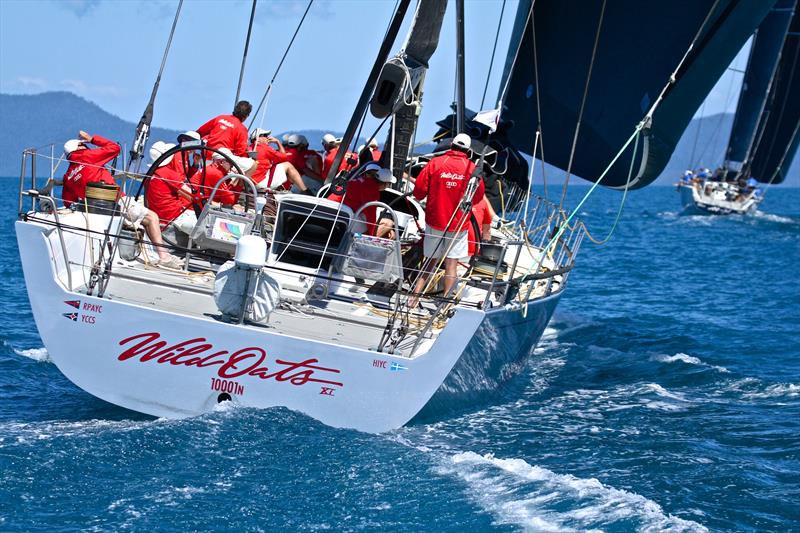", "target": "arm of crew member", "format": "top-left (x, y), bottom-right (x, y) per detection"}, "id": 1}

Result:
top-left (412, 166), bottom-right (429, 201)
top-left (83, 132), bottom-right (121, 163)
